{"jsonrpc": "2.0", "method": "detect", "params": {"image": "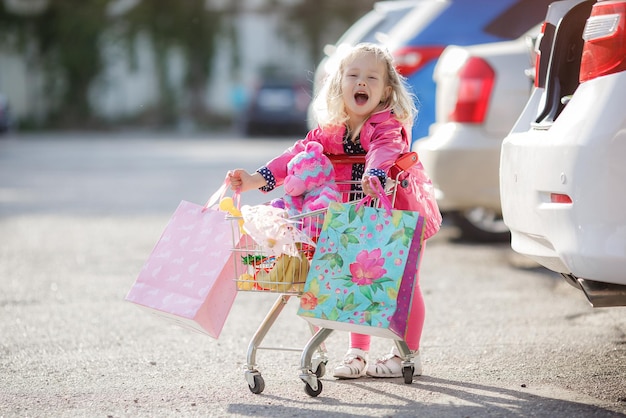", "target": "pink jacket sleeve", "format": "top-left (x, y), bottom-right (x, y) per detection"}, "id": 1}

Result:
top-left (263, 126), bottom-right (341, 189)
top-left (361, 113), bottom-right (442, 239)
top-left (362, 119), bottom-right (409, 175)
